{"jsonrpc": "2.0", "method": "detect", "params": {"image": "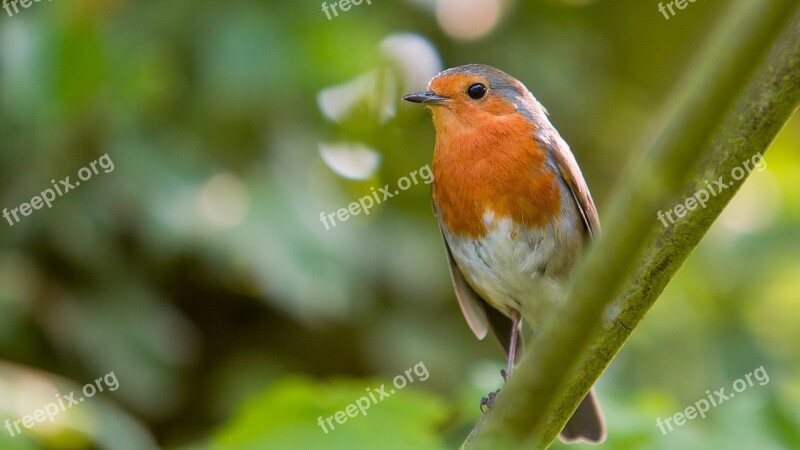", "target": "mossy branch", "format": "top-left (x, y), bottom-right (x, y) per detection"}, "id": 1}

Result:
top-left (462, 1), bottom-right (800, 448)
